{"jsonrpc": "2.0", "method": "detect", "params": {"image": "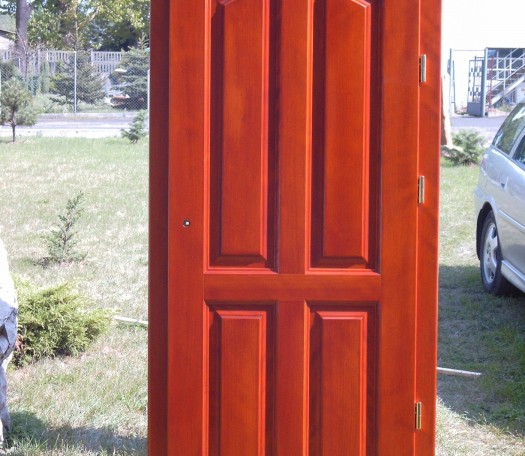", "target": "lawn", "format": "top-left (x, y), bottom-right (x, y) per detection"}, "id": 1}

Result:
top-left (436, 161), bottom-right (525, 455)
top-left (0, 137), bottom-right (147, 455)
top-left (0, 138), bottom-right (524, 454)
